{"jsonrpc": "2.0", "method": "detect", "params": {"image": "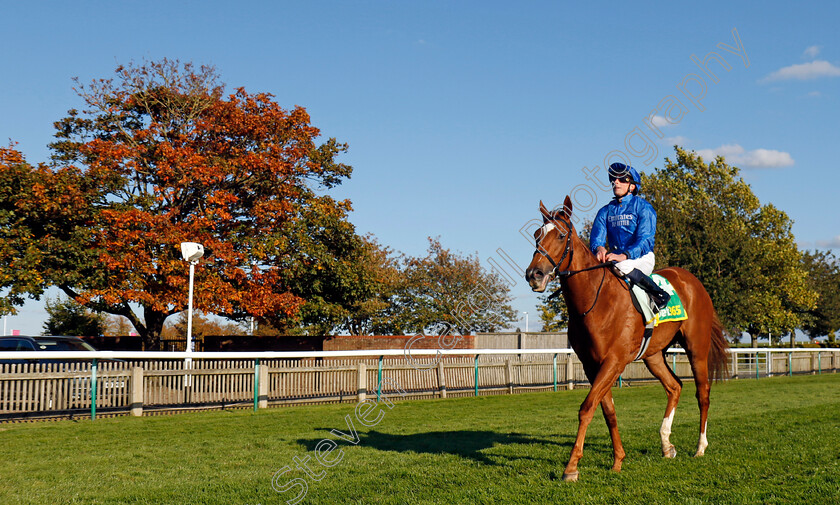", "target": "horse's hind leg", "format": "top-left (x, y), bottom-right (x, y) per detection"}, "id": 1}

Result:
top-left (686, 348), bottom-right (711, 457)
top-left (643, 352), bottom-right (683, 458)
